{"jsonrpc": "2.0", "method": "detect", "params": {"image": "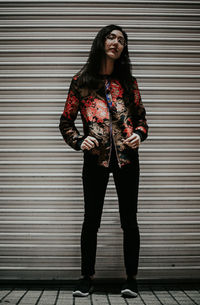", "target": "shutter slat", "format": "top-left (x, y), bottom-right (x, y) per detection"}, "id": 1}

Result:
top-left (0, 0), bottom-right (199, 280)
